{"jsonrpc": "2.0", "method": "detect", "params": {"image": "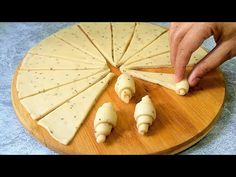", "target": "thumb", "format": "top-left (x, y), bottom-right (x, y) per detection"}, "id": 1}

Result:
top-left (188, 41), bottom-right (233, 87)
